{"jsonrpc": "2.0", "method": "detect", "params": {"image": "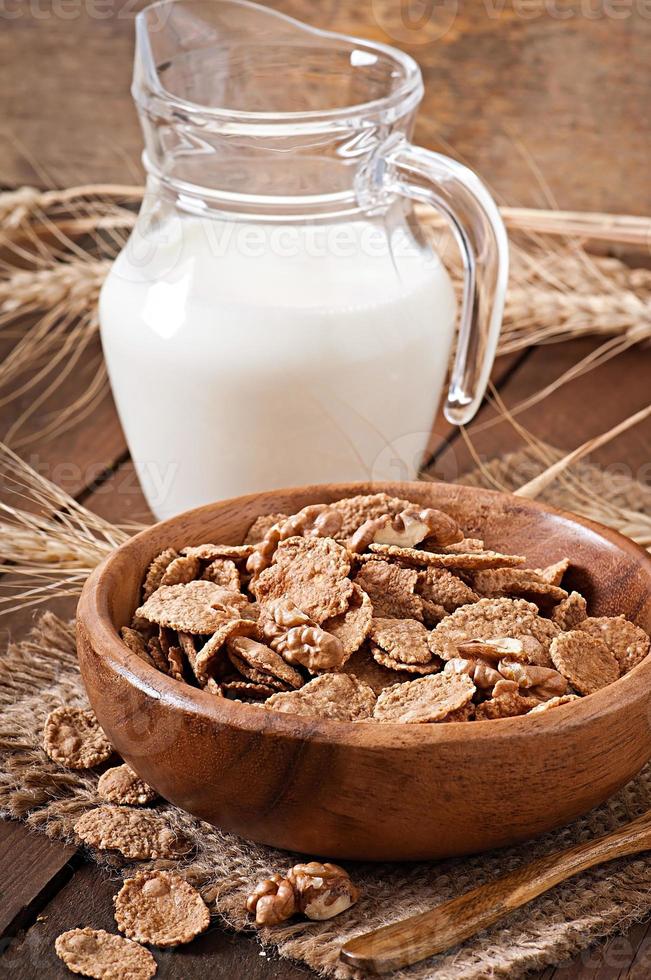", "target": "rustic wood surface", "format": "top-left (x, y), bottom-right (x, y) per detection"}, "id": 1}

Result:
top-left (1, 0), bottom-right (651, 977)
